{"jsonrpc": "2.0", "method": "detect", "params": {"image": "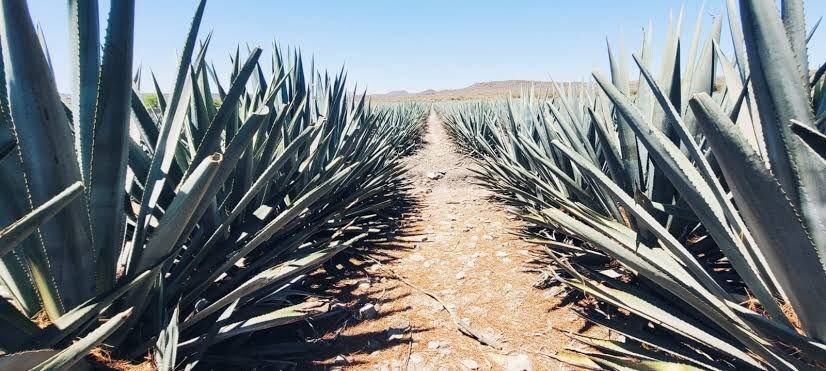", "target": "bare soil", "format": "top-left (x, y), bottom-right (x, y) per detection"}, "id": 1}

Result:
top-left (315, 111), bottom-right (589, 370)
